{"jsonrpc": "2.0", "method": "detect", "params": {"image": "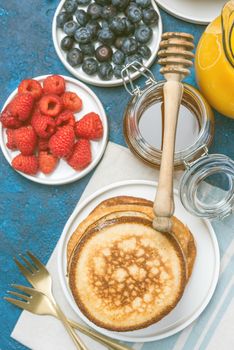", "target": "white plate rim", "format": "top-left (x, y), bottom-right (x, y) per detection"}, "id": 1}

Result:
top-left (0, 74), bottom-right (108, 185)
top-left (155, 0), bottom-right (223, 24)
top-left (57, 179), bottom-right (220, 342)
top-left (52, 0), bottom-right (163, 87)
